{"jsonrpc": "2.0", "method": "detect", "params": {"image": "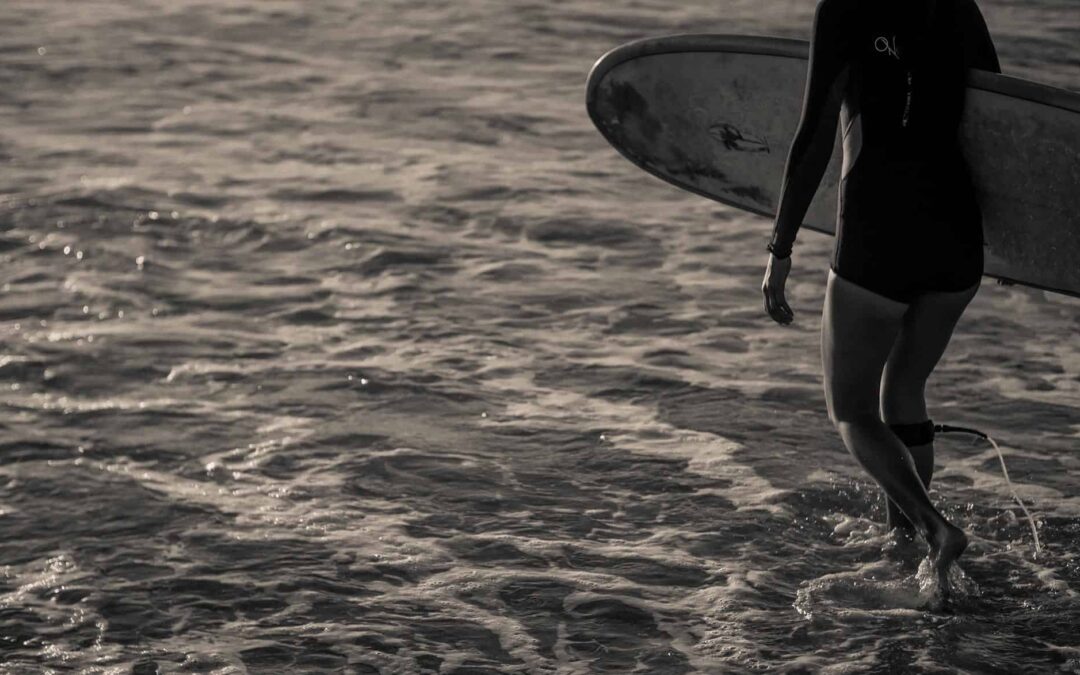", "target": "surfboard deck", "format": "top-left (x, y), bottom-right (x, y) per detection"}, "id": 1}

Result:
top-left (586, 34), bottom-right (1080, 298)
